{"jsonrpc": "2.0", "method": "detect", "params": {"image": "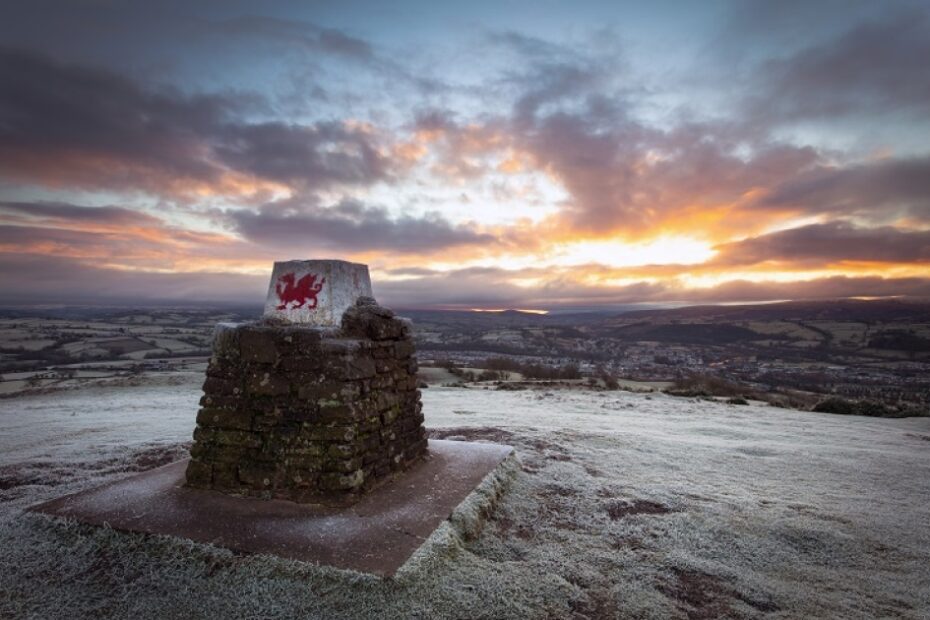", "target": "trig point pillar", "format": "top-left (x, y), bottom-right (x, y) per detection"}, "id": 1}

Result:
top-left (185, 259), bottom-right (428, 502)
